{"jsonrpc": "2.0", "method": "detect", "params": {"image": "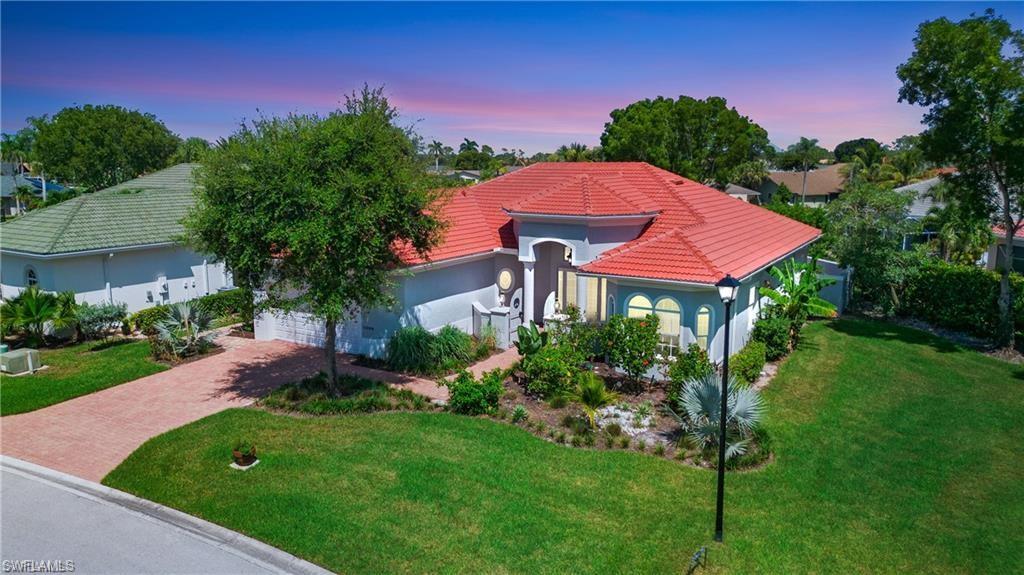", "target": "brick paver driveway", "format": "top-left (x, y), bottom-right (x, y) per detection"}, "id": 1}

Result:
top-left (0, 337), bottom-right (321, 482)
